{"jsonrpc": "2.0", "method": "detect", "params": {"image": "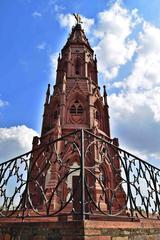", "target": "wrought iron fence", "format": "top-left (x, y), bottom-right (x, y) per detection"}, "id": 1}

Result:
top-left (0, 129), bottom-right (160, 220)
